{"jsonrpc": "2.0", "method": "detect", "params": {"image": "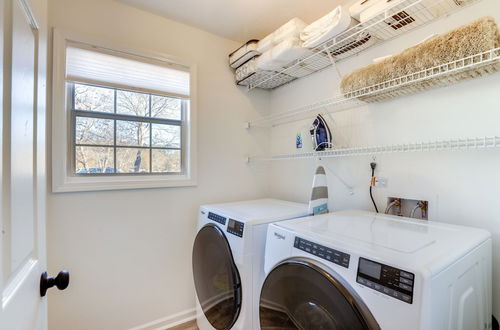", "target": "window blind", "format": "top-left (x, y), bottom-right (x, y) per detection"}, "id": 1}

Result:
top-left (66, 45), bottom-right (190, 98)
